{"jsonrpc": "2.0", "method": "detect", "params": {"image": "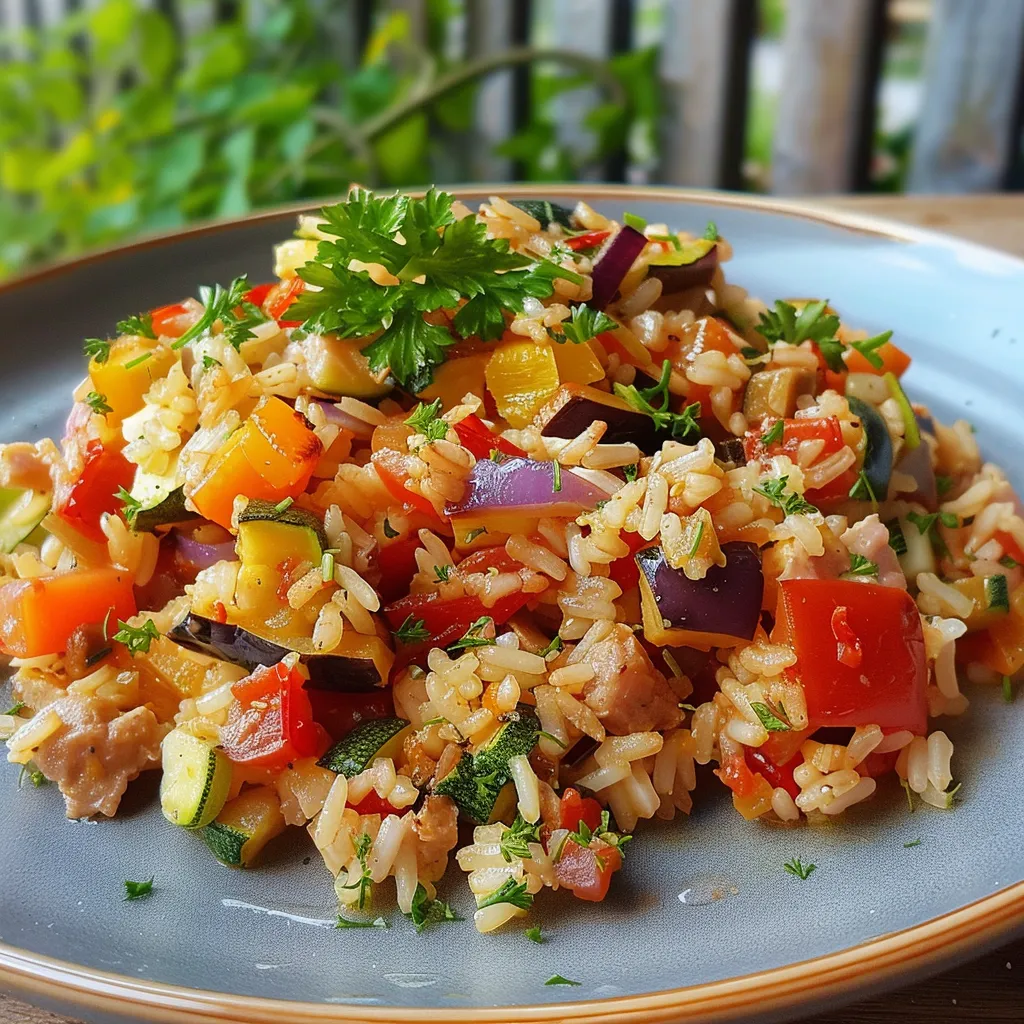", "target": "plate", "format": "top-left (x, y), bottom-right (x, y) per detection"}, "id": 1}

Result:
top-left (2, 186), bottom-right (1023, 1024)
